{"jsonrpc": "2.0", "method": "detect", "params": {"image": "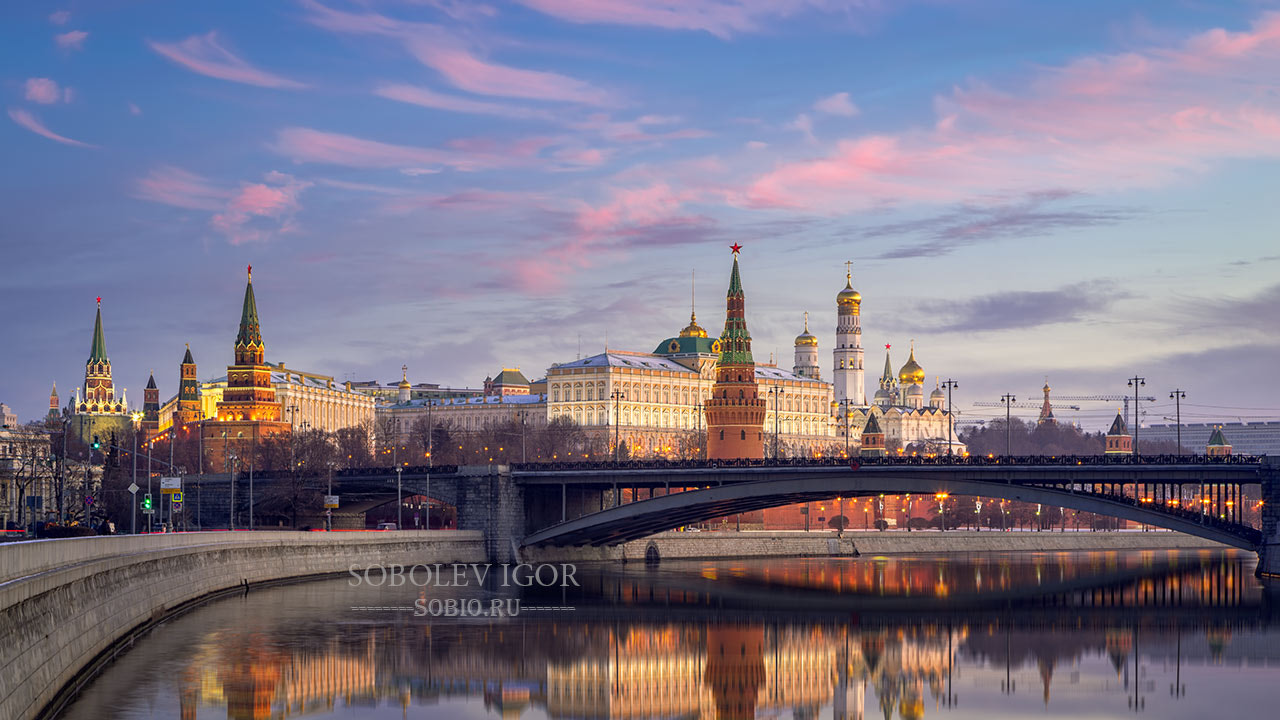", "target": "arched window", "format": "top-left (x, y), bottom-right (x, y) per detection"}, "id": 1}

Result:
top-left (740, 429), bottom-right (746, 440)
top-left (739, 389), bottom-right (744, 399)
top-left (719, 430), bottom-right (725, 440)
top-left (587, 386), bottom-right (594, 401)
